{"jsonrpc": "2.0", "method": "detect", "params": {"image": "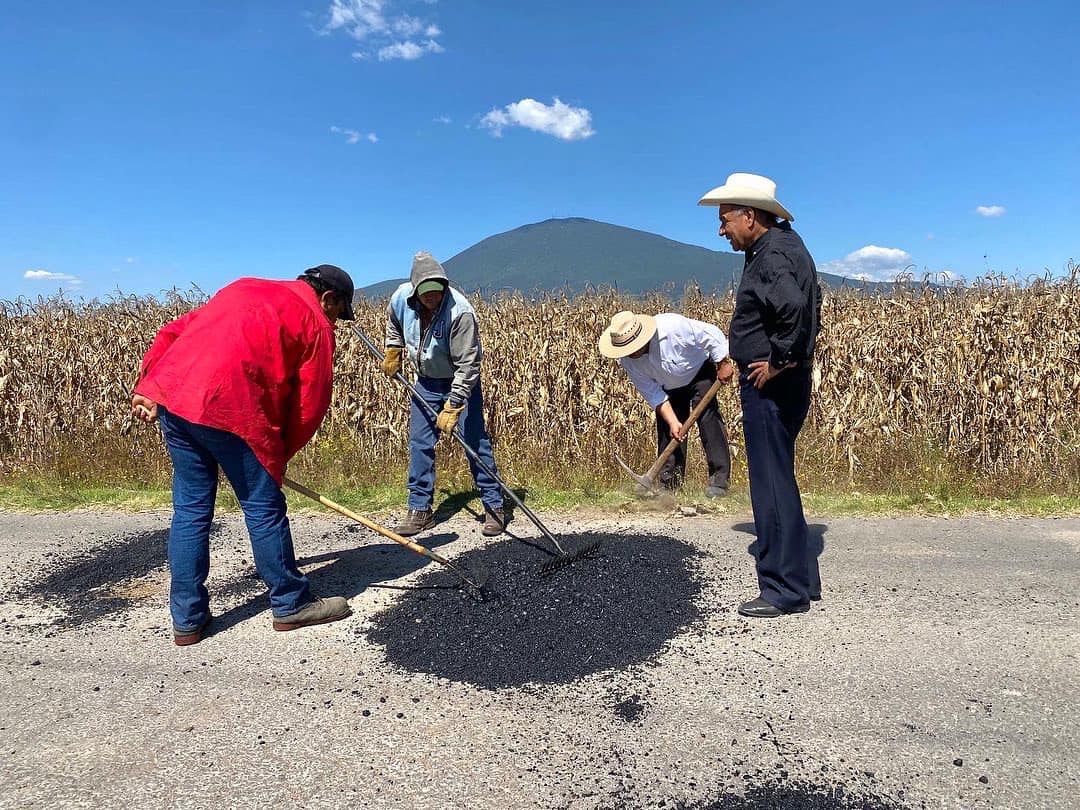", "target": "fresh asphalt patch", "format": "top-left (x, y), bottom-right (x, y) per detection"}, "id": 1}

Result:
top-left (669, 777), bottom-right (910, 809)
top-left (366, 533), bottom-right (703, 689)
top-left (16, 528), bottom-right (169, 626)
